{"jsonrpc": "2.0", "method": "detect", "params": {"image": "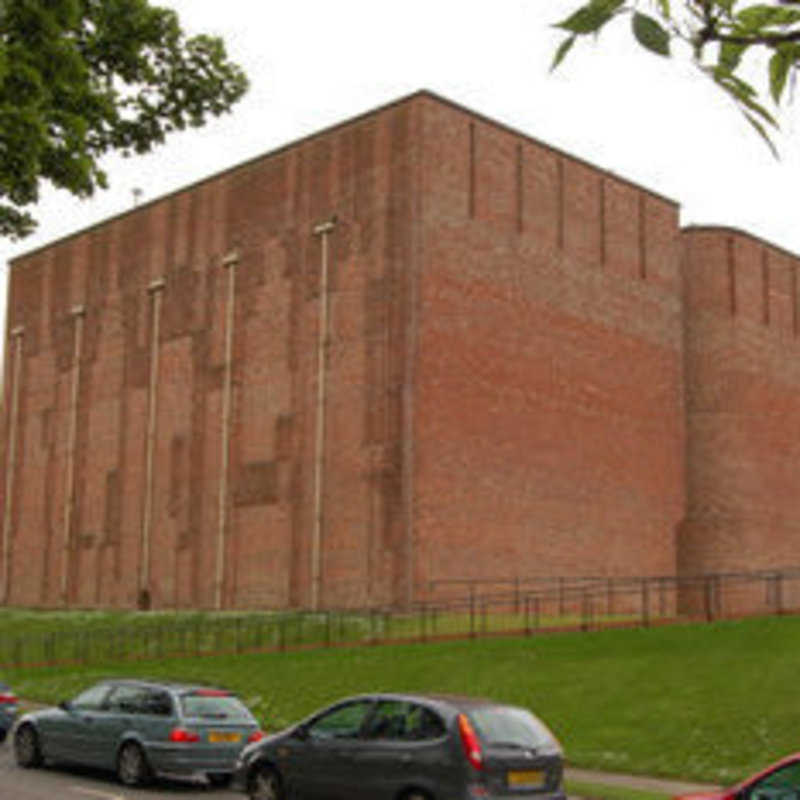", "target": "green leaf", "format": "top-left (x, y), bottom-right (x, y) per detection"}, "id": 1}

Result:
top-left (701, 64), bottom-right (779, 156)
top-left (656, 0), bottom-right (671, 18)
top-left (632, 12), bottom-right (671, 56)
top-left (741, 110), bottom-right (780, 157)
top-left (735, 4), bottom-right (800, 30)
top-left (554, 0), bottom-right (626, 35)
top-left (736, 88), bottom-right (777, 123)
top-left (712, 68), bottom-right (777, 125)
top-left (769, 47), bottom-right (793, 104)
top-left (712, 66), bottom-right (758, 97)
top-left (551, 35), bottom-right (577, 70)
top-left (719, 41), bottom-right (748, 73)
